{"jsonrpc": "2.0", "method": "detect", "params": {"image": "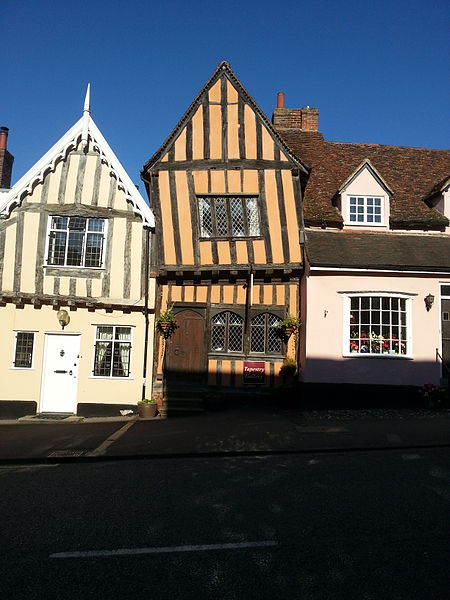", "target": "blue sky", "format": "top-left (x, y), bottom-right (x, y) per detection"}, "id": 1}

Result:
top-left (2, 0), bottom-right (449, 187)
